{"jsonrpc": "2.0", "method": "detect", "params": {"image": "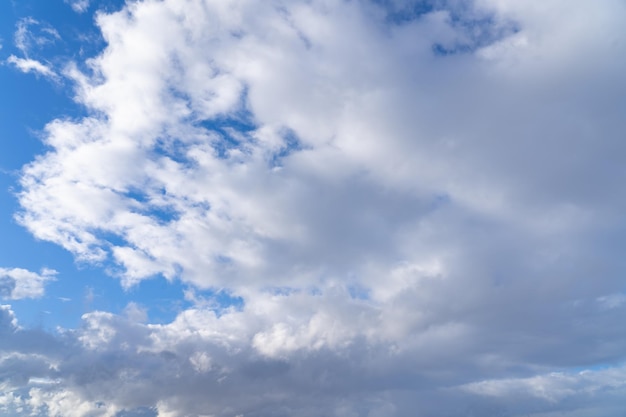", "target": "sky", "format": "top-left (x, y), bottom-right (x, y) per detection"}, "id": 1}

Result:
top-left (1, 0), bottom-right (626, 416)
